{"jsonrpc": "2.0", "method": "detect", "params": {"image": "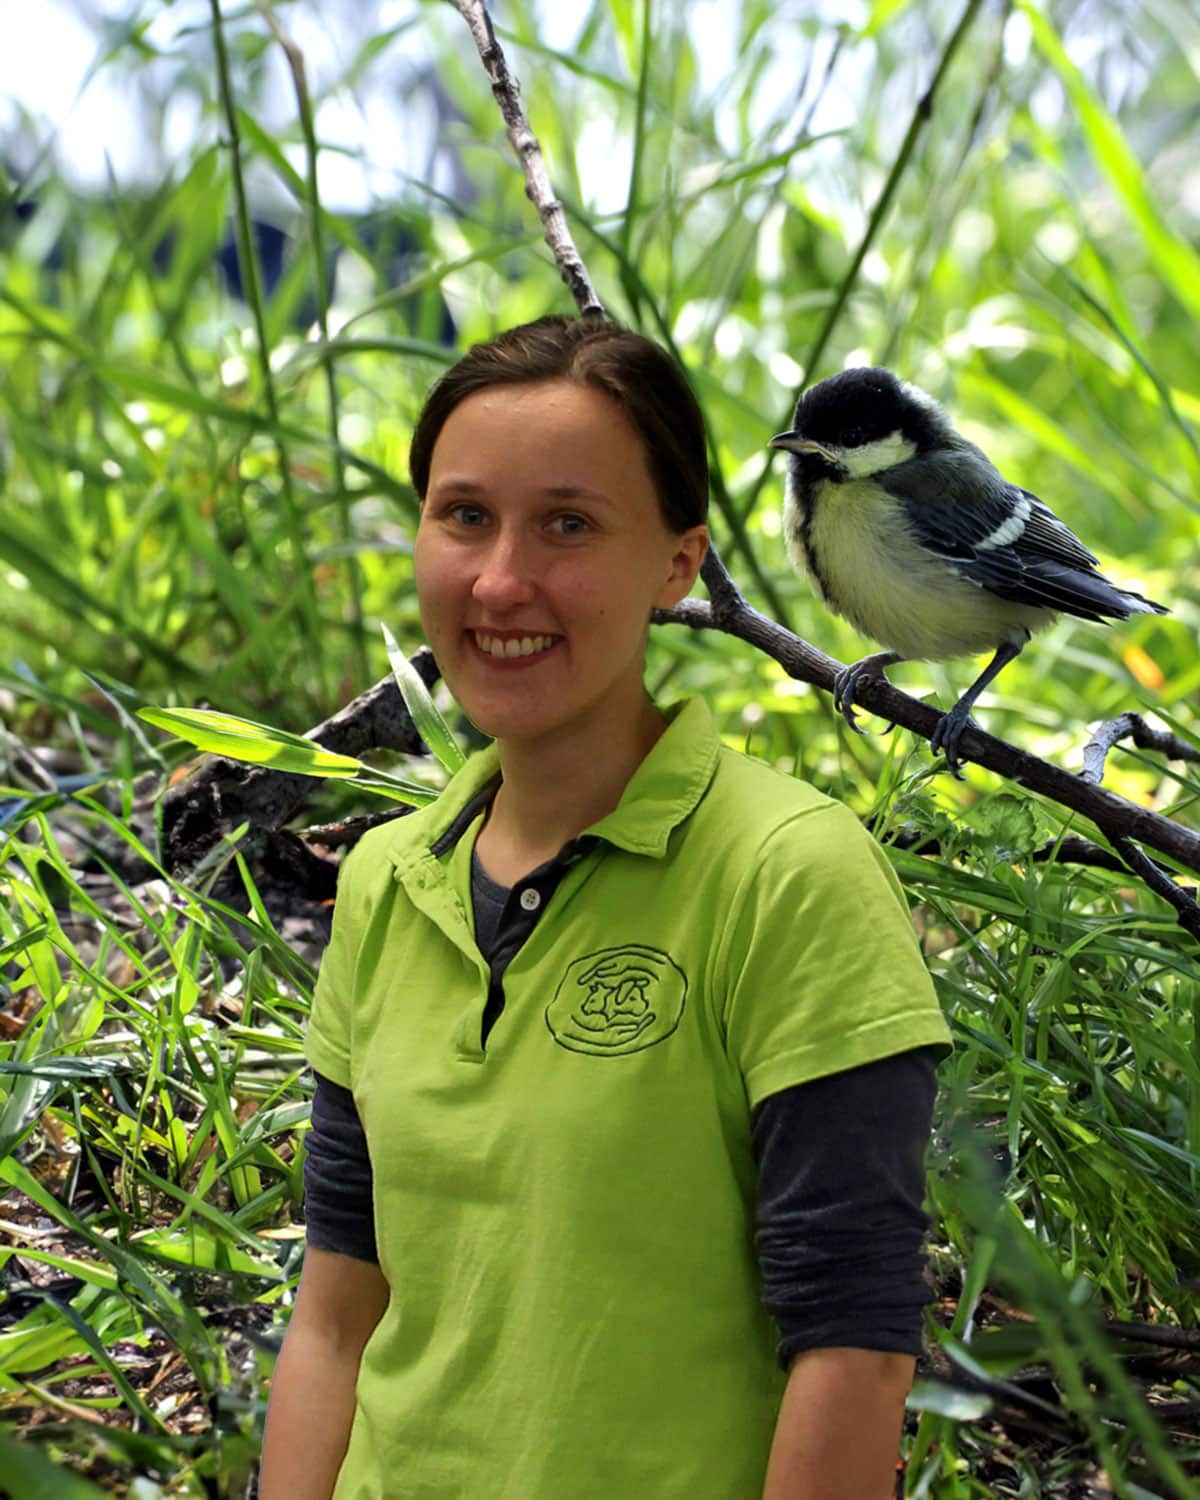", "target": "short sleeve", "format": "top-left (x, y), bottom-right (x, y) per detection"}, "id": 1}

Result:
top-left (305, 841), bottom-right (369, 1089)
top-left (717, 800), bottom-right (951, 1108)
